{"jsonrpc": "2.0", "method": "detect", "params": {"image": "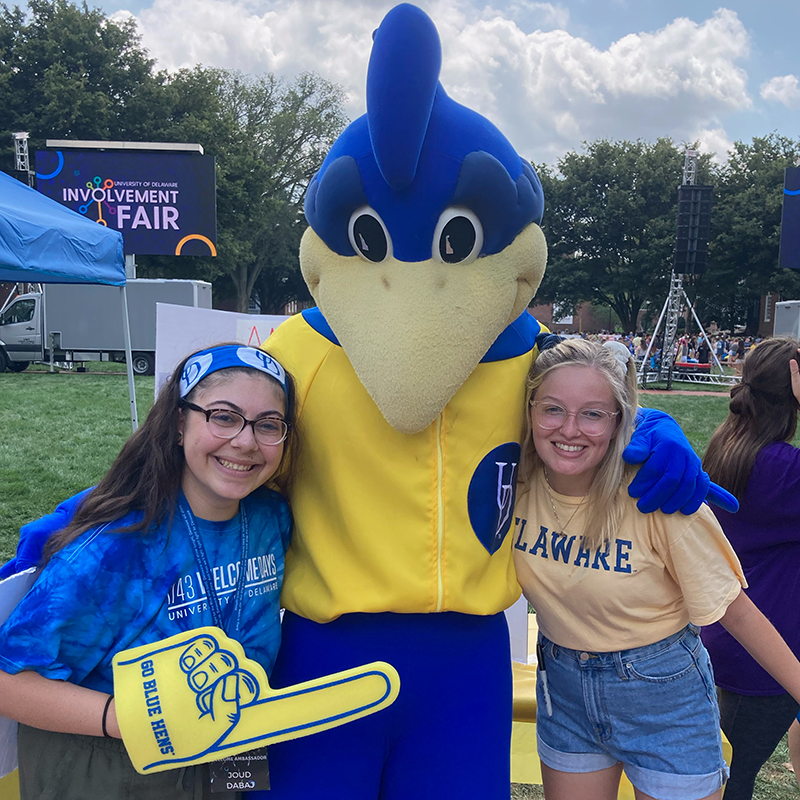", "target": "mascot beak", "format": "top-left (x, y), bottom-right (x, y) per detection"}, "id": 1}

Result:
top-left (301, 222), bottom-right (546, 434)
